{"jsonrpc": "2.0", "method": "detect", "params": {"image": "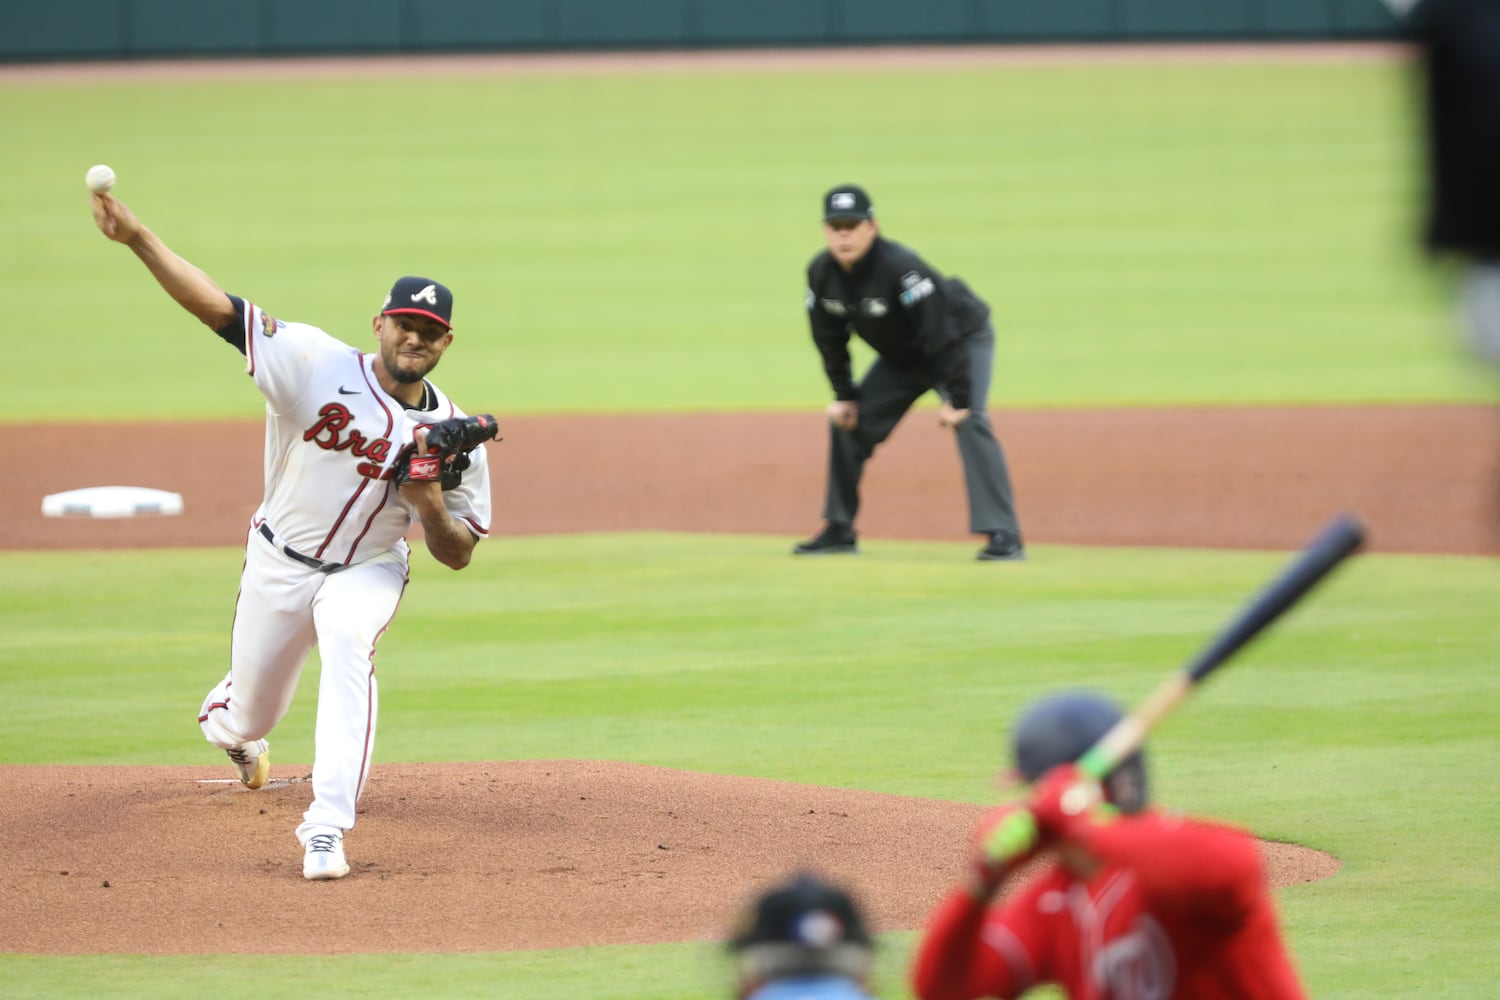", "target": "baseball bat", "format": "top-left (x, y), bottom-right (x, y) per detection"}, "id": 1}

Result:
top-left (1076, 511), bottom-right (1367, 781)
